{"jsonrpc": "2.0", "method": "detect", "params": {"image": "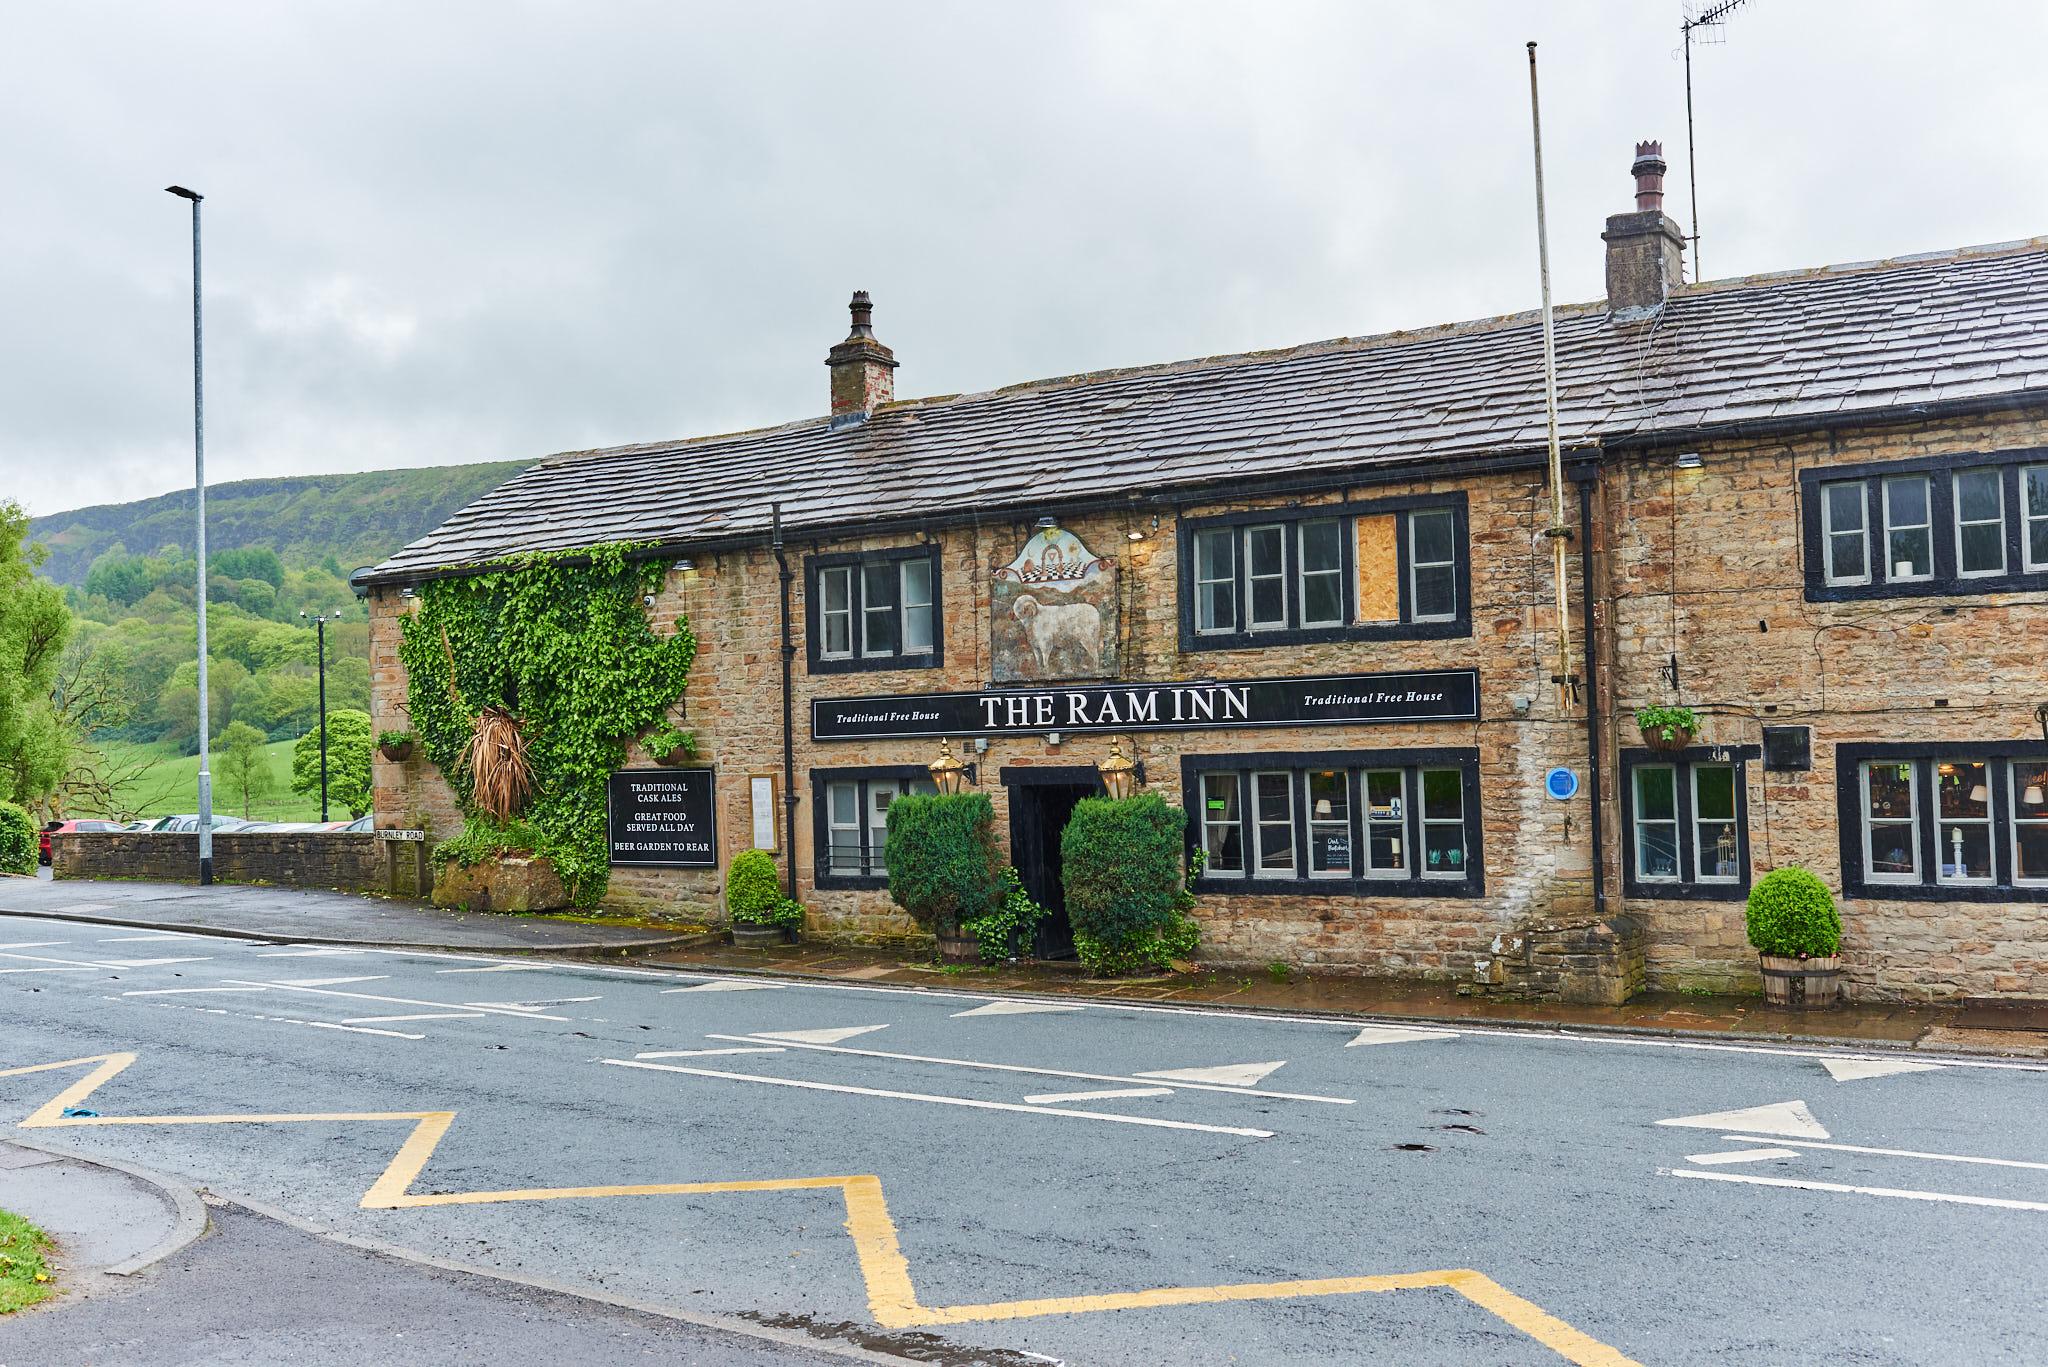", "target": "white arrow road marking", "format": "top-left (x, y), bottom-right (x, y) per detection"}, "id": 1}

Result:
top-left (1820, 1057), bottom-right (1946, 1082)
top-left (714, 1035), bottom-right (1353, 1104)
top-left (269, 976), bottom-right (390, 988)
top-left (221, 980), bottom-right (569, 1020)
top-left (465, 997), bottom-right (601, 1010)
top-left (341, 1012), bottom-right (490, 1024)
top-left (435, 963), bottom-right (547, 974)
top-left (0, 967), bottom-right (98, 976)
top-left (91, 957), bottom-right (212, 969)
top-left (634, 1047), bottom-right (787, 1059)
top-left (1685, 1147), bottom-right (1799, 1166)
top-left (0, 942), bottom-right (70, 950)
top-left (1024, 1087), bottom-right (1174, 1106)
top-left (98, 934), bottom-right (203, 943)
top-left (952, 1000), bottom-right (1085, 1018)
top-left (1346, 1025), bottom-right (1460, 1047)
top-left (753, 1025), bottom-right (890, 1046)
top-left (1657, 1099), bottom-right (1830, 1139)
top-left (660, 980), bottom-right (787, 993)
top-left (1669, 1168), bottom-right (2048, 1213)
top-left (603, 1060), bottom-right (1275, 1138)
top-left (1719, 1134), bottom-right (2048, 1173)
top-left (1136, 1061), bottom-right (1287, 1088)
top-left (120, 987), bottom-right (269, 997)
